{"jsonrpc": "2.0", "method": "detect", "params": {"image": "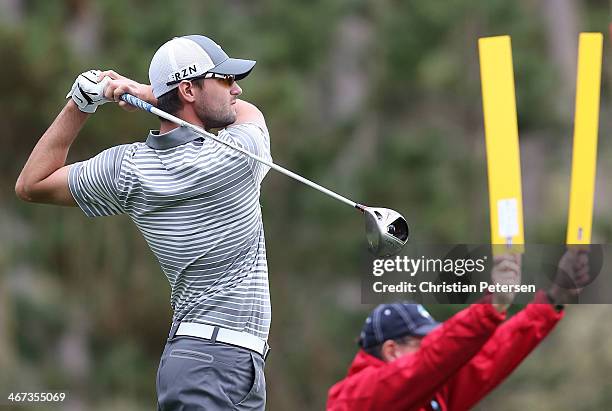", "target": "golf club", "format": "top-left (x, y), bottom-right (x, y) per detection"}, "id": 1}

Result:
top-left (120, 93), bottom-right (409, 257)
